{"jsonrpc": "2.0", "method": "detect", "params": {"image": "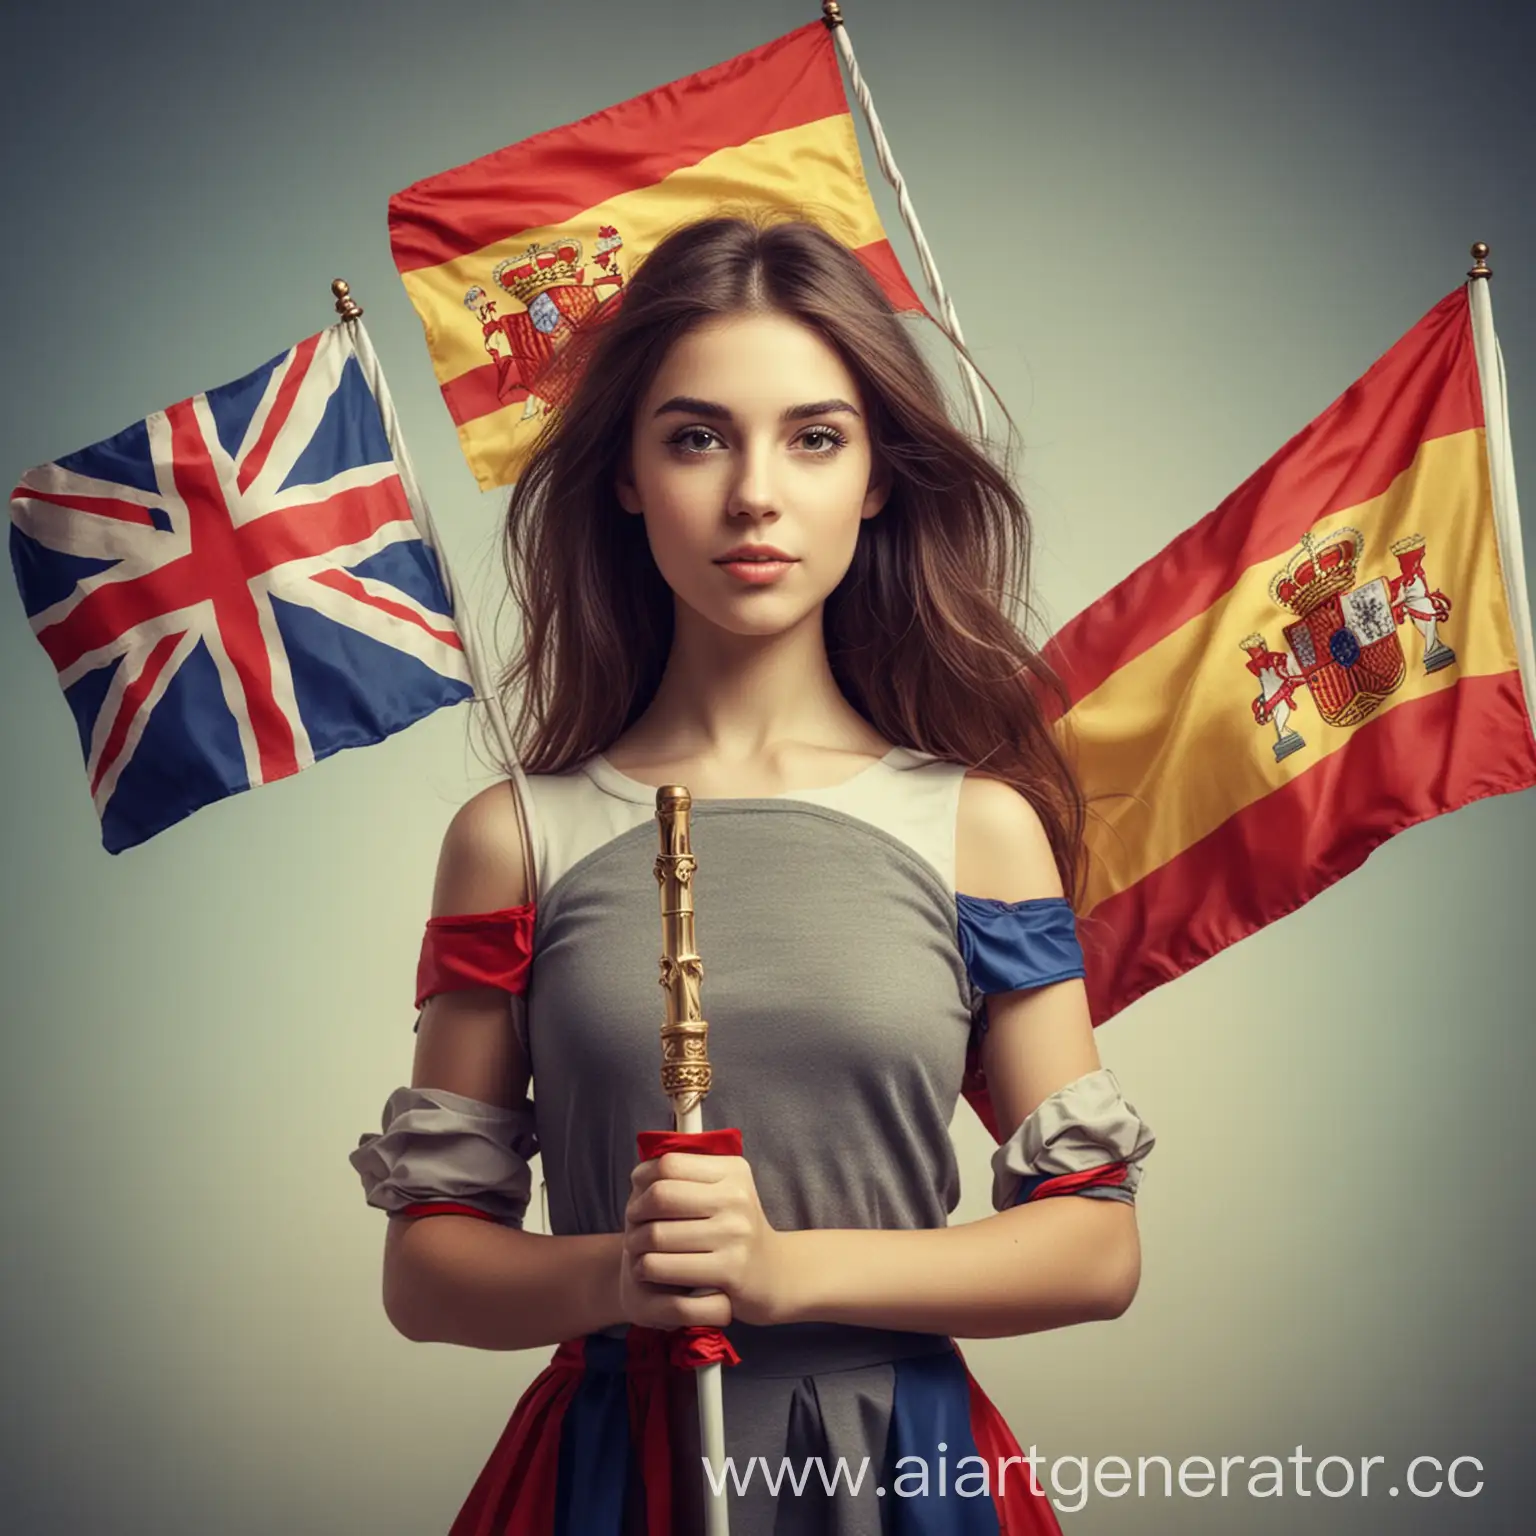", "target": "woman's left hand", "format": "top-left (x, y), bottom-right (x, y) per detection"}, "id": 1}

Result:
top-left (624, 1151), bottom-right (794, 1328)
